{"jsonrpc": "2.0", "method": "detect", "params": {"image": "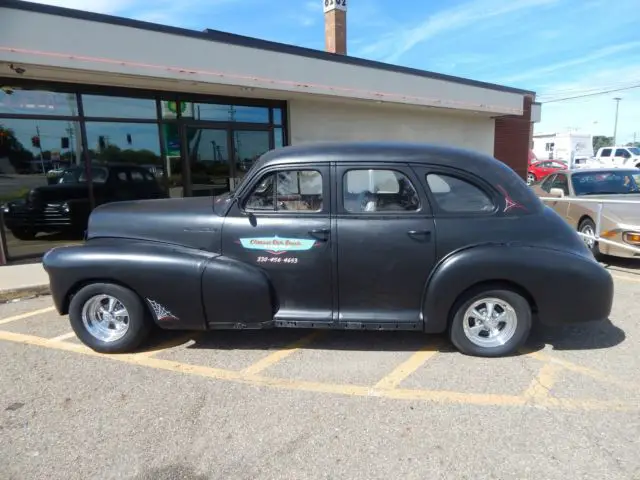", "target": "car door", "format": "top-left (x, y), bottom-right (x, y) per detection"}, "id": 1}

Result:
top-left (335, 163), bottom-right (436, 327)
top-left (221, 163), bottom-right (334, 324)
